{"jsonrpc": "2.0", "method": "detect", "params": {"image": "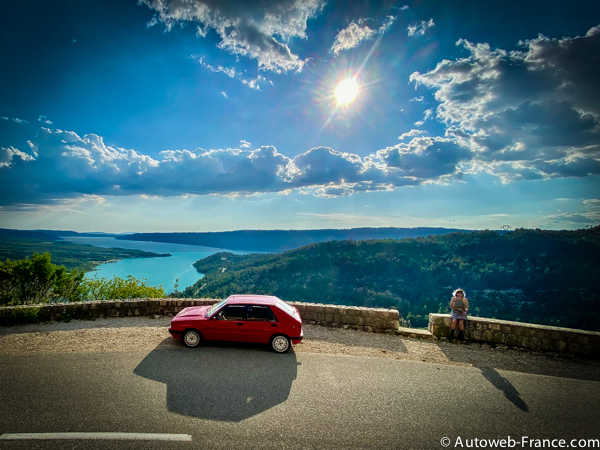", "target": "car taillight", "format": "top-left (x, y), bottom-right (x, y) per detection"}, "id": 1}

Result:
top-left (293, 307), bottom-right (301, 322)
